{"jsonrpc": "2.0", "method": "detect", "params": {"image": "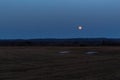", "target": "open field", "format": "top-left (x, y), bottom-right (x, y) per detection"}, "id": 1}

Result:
top-left (0, 46), bottom-right (120, 80)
